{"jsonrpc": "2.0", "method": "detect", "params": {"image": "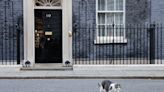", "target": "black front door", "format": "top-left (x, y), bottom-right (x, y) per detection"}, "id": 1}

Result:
top-left (35, 9), bottom-right (62, 63)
